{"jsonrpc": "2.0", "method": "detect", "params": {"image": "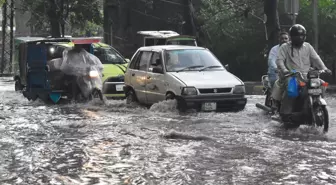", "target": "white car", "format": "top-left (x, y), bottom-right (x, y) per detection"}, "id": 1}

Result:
top-left (123, 45), bottom-right (247, 112)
